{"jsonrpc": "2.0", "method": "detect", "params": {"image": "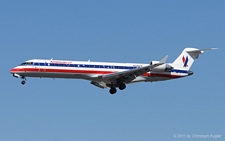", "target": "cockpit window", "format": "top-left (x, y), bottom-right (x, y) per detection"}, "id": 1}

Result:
top-left (20, 62), bottom-right (34, 65)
